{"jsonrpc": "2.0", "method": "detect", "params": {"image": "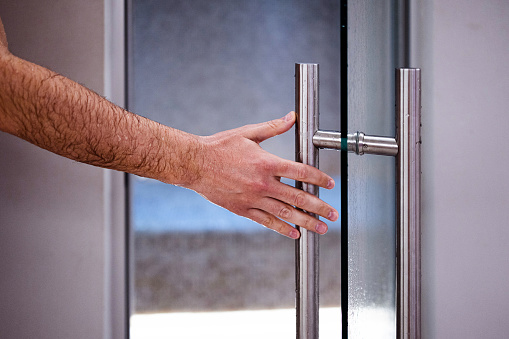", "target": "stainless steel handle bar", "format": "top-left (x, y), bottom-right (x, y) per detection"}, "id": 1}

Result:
top-left (295, 64), bottom-right (421, 339)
